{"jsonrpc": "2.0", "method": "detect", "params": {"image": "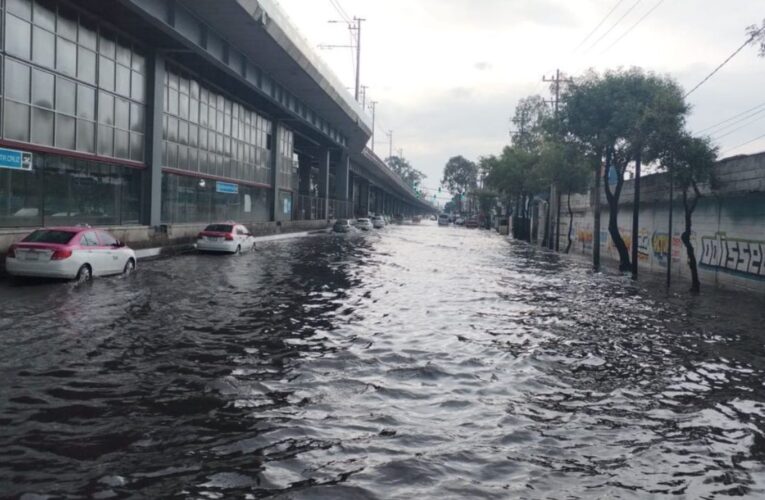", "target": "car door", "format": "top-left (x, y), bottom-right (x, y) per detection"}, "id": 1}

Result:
top-left (97, 230), bottom-right (122, 274)
top-left (80, 231), bottom-right (106, 275)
